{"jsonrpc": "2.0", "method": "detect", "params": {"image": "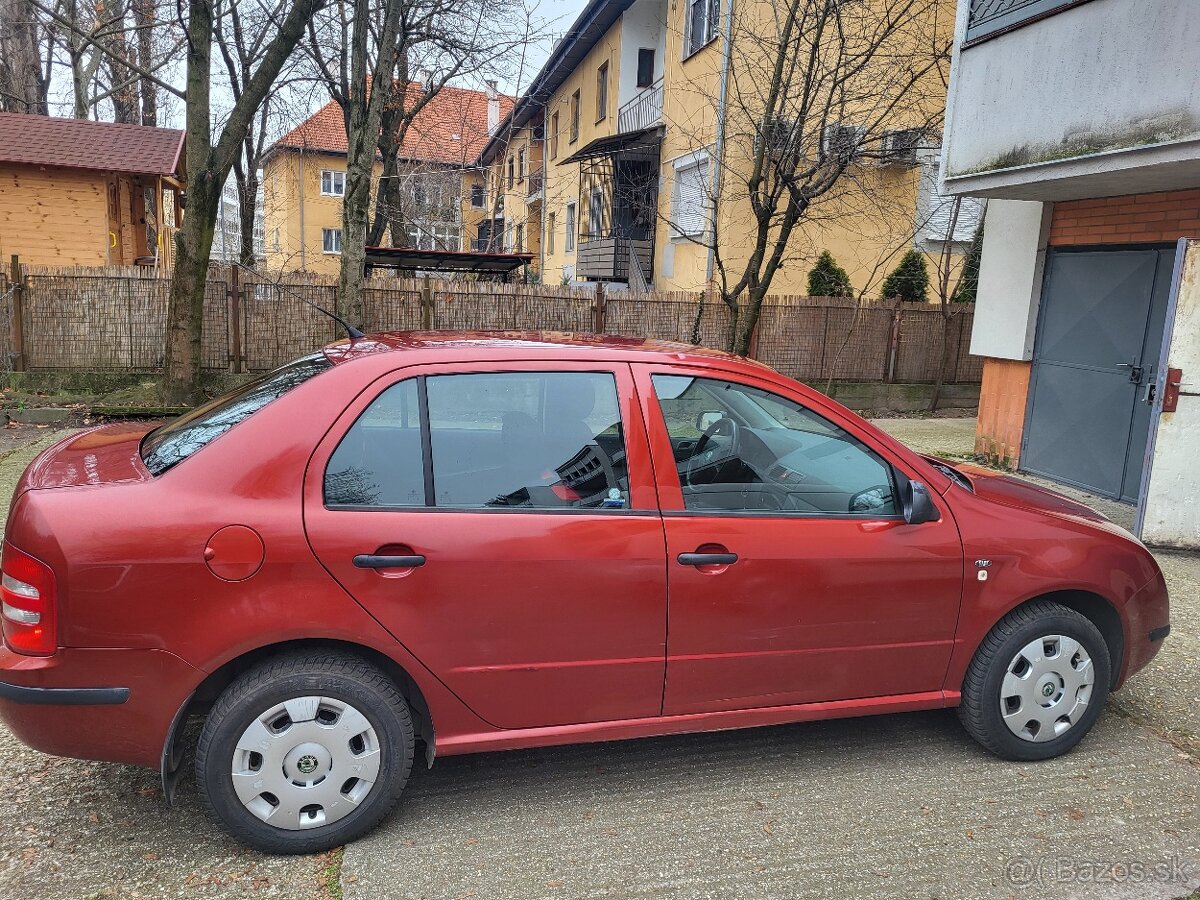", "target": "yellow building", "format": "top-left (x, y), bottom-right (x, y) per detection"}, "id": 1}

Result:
top-left (263, 84), bottom-right (512, 274)
top-left (478, 0), bottom-right (970, 294)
